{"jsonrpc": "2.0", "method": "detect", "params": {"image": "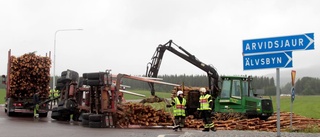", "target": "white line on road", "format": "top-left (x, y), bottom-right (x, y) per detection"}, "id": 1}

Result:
top-left (158, 134), bottom-right (180, 137)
